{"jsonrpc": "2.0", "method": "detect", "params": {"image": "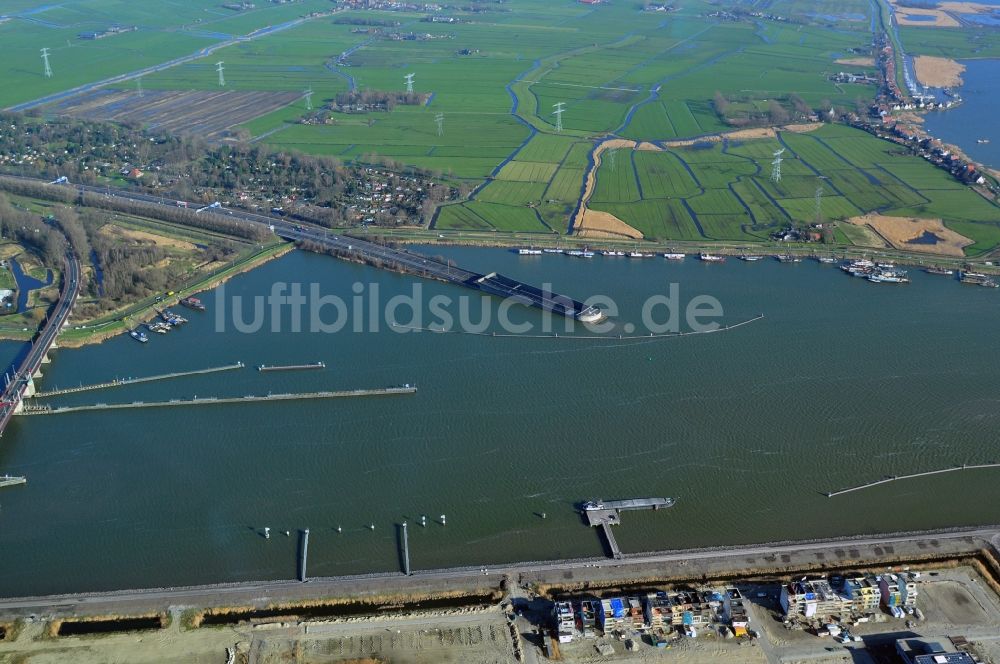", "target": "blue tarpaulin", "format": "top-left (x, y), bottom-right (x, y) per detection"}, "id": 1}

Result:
top-left (610, 599), bottom-right (625, 618)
